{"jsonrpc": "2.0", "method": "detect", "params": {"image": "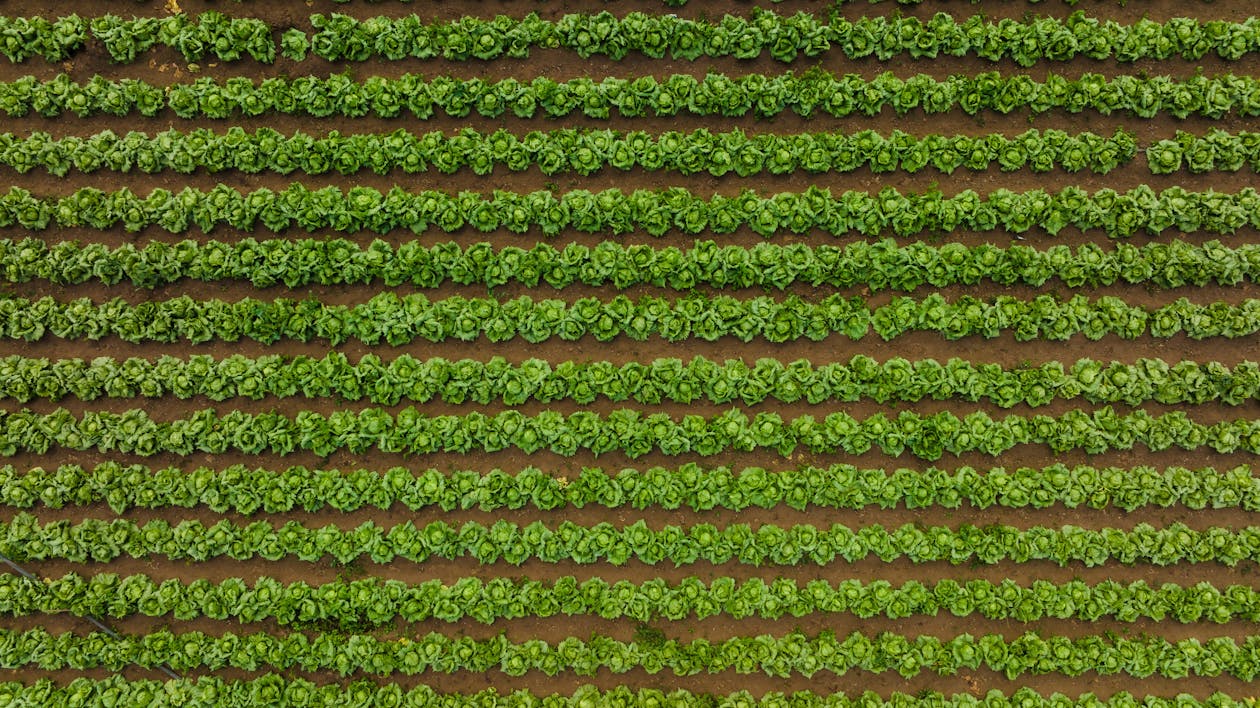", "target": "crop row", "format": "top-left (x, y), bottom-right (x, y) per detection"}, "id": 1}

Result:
top-left (5, 11), bottom-right (1258, 65)
top-left (3, 293), bottom-right (1257, 345)
top-left (0, 678), bottom-right (1244, 708)
top-left (0, 13), bottom-right (272, 63)
top-left (7, 120), bottom-right (1258, 193)
top-left (1150, 131), bottom-right (1260, 174)
top-left (5, 679), bottom-right (1238, 708)
top-left (7, 513), bottom-right (1260, 567)
top-left (0, 127), bottom-right (1144, 177)
top-left (6, 71), bottom-right (1260, 120)
top-left (3, 237), bottom-right (1255, 292)
top-left (7, 572), bottom-right (1259, 626)
top-left (3, 403), bottom-right (1260, 459)
top-left (4, 627), bottom-right (1259, 679)
top-left (4, 354), bottom-right (1258, 409)
top-left (6, 184), bottom-right (1255, 239)
top-left (4, 462), bottom-right (1255, 514)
